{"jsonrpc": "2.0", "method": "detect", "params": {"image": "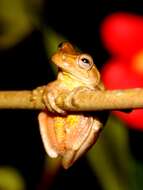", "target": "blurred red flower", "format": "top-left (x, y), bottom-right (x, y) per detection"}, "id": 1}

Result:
top-left (100, 12), bottom-right (143, 130)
